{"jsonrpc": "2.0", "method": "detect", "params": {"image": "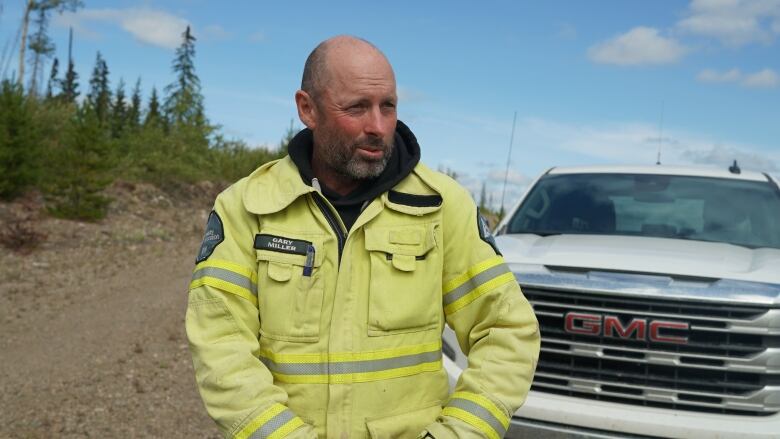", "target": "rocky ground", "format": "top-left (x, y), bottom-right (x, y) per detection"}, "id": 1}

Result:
top-left (0, 182), bottom-right (226, 438)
